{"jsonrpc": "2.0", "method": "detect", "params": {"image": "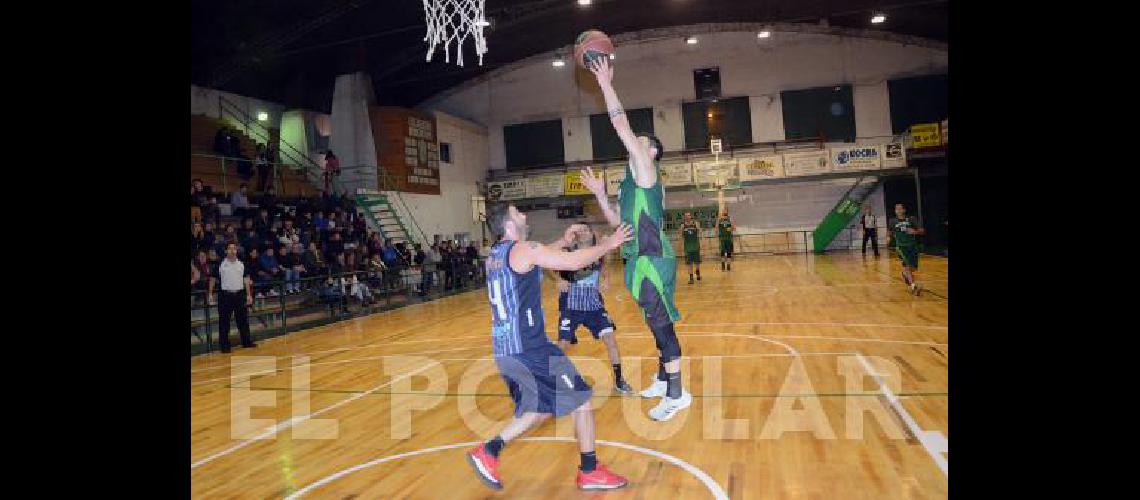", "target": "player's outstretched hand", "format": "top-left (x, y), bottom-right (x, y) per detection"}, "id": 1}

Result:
top-left (580, 166), bottom-right (606, 196)
top-left (601, 223), bottom-right (634, 250)
top-left (588, 58), bottom-right (613, 86)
